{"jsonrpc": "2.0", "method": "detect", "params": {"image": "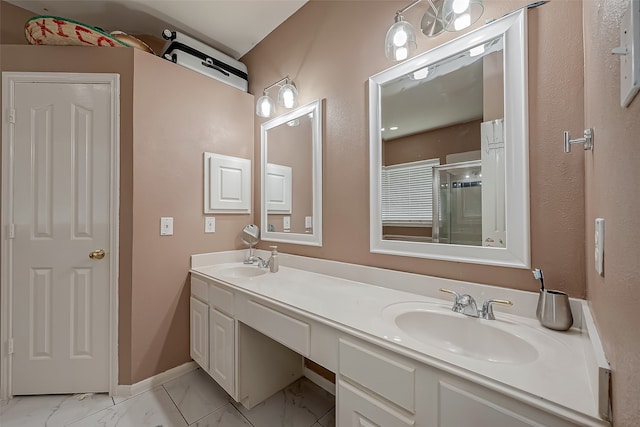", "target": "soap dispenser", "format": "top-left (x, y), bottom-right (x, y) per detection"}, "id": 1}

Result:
top-left (268, 246), bottom-right (279, 273)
